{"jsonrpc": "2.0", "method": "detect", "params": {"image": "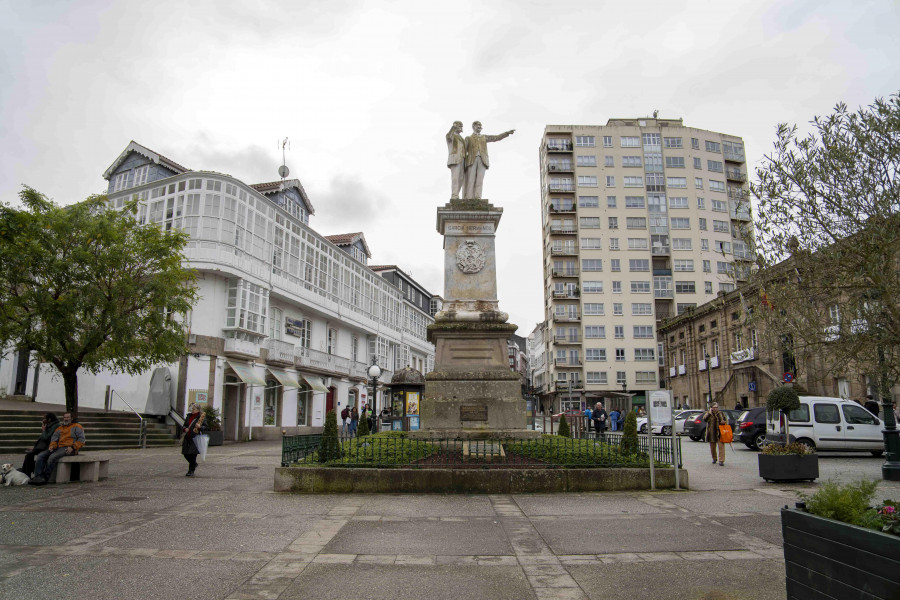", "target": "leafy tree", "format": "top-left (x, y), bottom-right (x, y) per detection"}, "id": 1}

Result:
top-left (750, 94), bottom-right (899, 407)
top-left (357, 408), bottom-right (370, 437)
top-left (0, 188), bottom-right (197, 419)
top-left (767, 385), bottom-right (800, 445)
top-left (620, 411), bottom-right (639, 455)
top-left (557, 413), bottom-right (570, 437)
top-left (318, 409), bottom-right (342, 462)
